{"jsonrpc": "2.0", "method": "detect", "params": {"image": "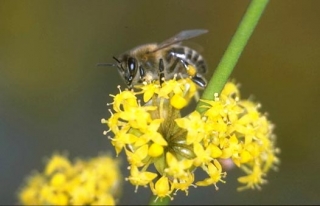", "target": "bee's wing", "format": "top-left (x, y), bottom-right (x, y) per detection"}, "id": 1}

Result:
top-left (150, 29), bottom-right (208, 53)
